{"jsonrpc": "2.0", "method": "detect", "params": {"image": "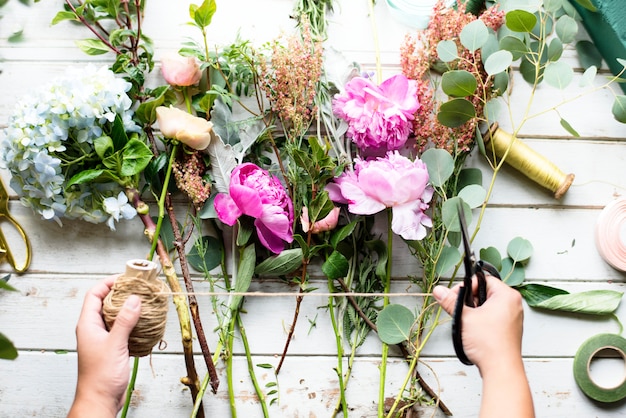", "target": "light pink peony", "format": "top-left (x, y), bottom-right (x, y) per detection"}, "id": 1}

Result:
top-left (156, 106), bottom-right (213, 150)
top-left (327, 151), bottom-right (433, 240)
top-left (214, 163), bottom-right (294, 254)
top-left (332, 74), bottom-right (420, 152)
top-left (301, 206), bottom-right (340, 234)
top-left (160, 53), bottom-right (202, 87)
